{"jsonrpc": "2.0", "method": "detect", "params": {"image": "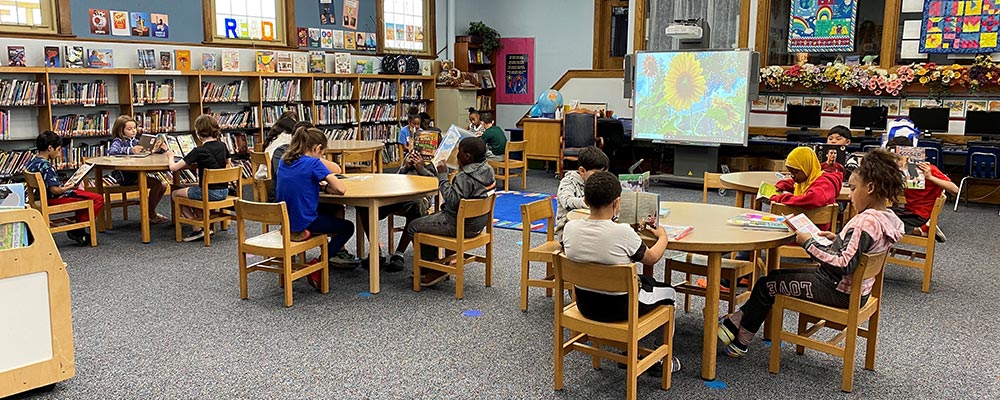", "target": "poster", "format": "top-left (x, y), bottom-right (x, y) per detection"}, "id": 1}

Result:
top-left (89, 9), bottom-right (109, 35)
top-left (110, 10), bottom-right (129, 36)
top-left (151, 13), bottom-right (168, 39)
top-left (343, 0), bottom-right (358, 30)
top-left (496, 38), bottom-right (534, 105)
top-left (920, 0), bottom-right (1000, 53)
top-left (319, 0), bottom-right (335, 25)
top-left (130, 12), bottom-right (150, 37)
top-left (787, 0), bottom-right (858, 53)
